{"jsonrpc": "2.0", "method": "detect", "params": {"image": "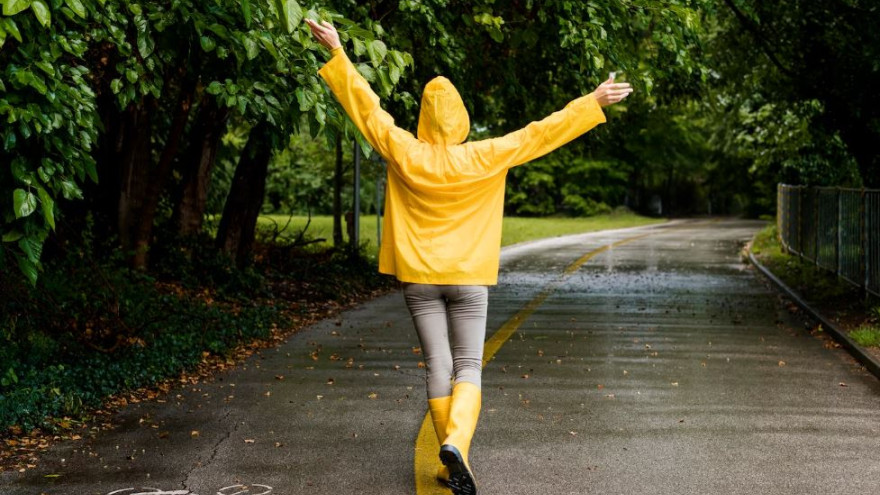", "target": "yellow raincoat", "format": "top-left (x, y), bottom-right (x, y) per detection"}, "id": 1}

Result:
top-left (318, 48), bottom-right (606, 285)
